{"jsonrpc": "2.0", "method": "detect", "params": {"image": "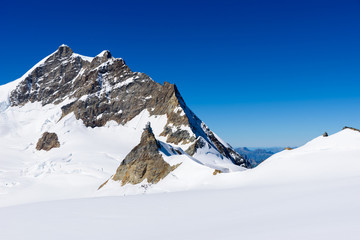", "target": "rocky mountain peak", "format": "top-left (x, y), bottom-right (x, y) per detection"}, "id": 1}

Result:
top-left (140, 122), bottom-right (158, 148)
top-left (97, 50), bottom-right (112, 59)
top-left (93, 50), bottom-right (113, 65)
top-left (55, 44), bottom-right (73, 59)
top-left (89, 50), bottom-right (116, 69)
top-left (101, 123), bottom-right (180, 187)
top-left (122, 122), bottom-right (161, 165)
top-left (8, 45), bottom-right (250, 169)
